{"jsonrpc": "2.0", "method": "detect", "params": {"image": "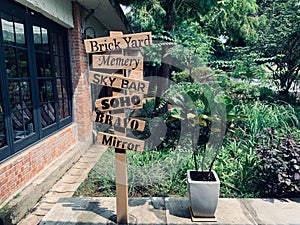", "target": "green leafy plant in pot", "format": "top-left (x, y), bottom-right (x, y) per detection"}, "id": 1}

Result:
top-left (162, 82), bottom-right (233, 220)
